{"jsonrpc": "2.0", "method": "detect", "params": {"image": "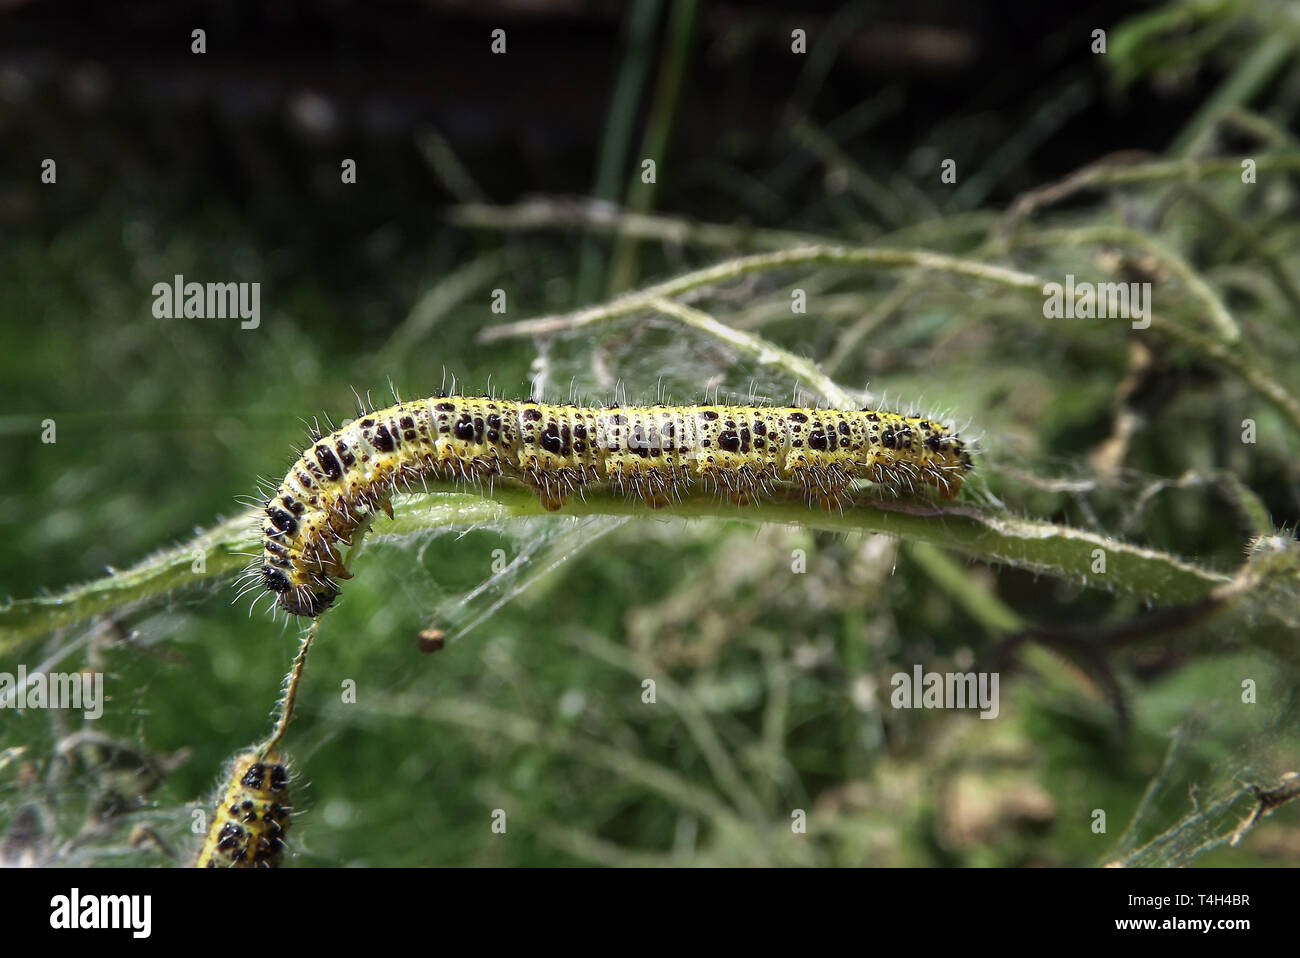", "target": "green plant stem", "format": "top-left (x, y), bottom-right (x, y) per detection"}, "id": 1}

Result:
top-left (576, 0), bottom-right (664, 301)
top-left (824, 274), bottom-right (926, 375)
top-left (907, 540), bottom-right (1025, 634)
top-left (1169, 33), bottom-right (1294, 158)
top-left (477, 244), bottom-right (1044, 343)
top-left (558, 630), bottom-right (767, 823)
top-left (788, 113), bottom-right (912, 227)
top-left (0, 514), bottom-right (254, 653)
top-left (479, 243), bottom-right (1300, 435)
top-left (1170, 183), bottom-right (1300, 318)
top-left (0, 483), bottom-right (1232, 653)
top-left (1002, 153), bottom-right (1300, 226)
top-left (1155, 316), bottom-right (1300, 435)
top-left (378, 253), bottom-right (501, 362)
top-left (361, 693), bottom-right (761, 854)
top-left (1010, 223), bottom-right (1241, 342)
top-left (414, 128), bottom-right (488, 203)
top-left (450, 197), bottom-right (827, 251)
top-left (643, 297), bottom-right (859, 407)
top-left (608, 0), bottom-right (700, 293)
